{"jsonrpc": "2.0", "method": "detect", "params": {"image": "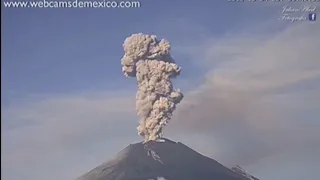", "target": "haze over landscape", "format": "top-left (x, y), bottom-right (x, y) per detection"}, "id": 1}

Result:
top-left (2, 0), bottom-right (320, 180)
